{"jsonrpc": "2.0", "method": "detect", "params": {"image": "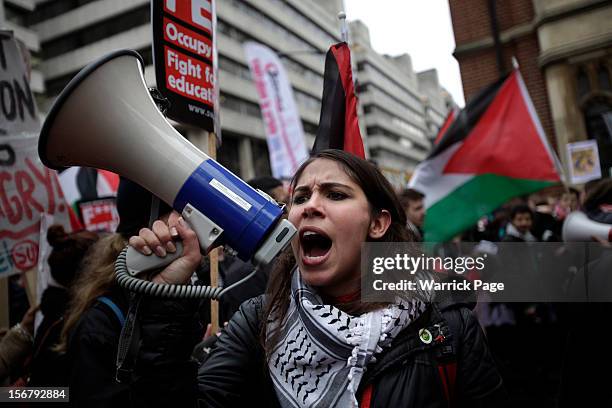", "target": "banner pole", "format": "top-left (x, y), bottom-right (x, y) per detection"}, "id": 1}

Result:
top-left (207, 132), bottom-right (219, 334)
